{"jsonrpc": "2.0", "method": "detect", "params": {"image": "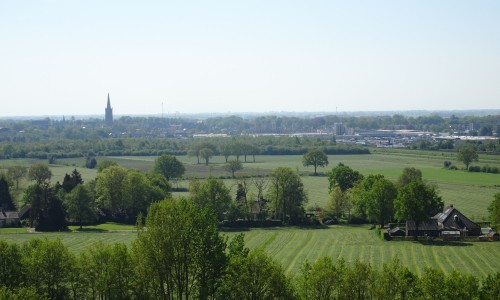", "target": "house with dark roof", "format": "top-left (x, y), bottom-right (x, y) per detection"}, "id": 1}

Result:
top-left (433, 205), bottom-right (481, 236)
top-left (405, 219), bottom-right (441, 237)
top-left (0, 210), bottom-right (20, 227)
